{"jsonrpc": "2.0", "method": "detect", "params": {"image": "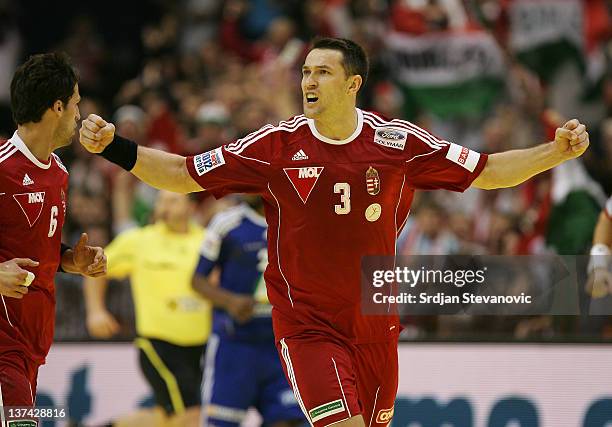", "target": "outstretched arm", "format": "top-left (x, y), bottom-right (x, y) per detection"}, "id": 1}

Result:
top-left (79, 114), bottom-right (202, 194)
top-left (132, 145), bottom-right (202, 194)
top-left (472, 119), bottom-right (589, 190)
